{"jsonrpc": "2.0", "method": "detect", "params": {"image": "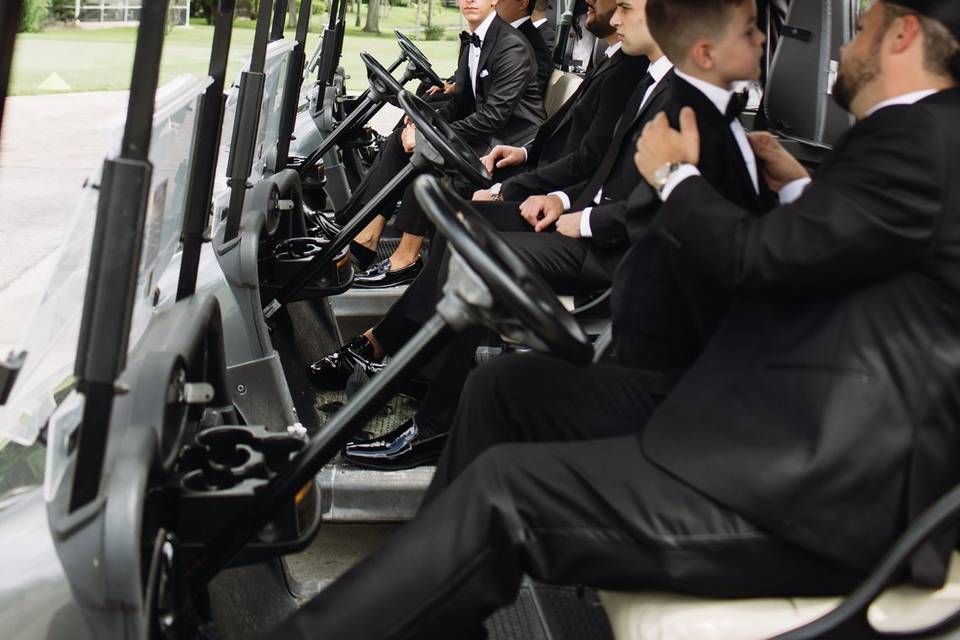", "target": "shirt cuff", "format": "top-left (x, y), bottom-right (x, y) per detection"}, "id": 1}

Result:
top-left (580, 208), bottom-right (593, 237)
top-left (548, 190), bottom-right (572, 210)
top-left (522, 147), bottom-right (528, 162)
top-left (779, 177), bottom-right (812, 204)
top-left (490, 182), bottom-right (502, 196)
top-left (658, 164), bottom-right (701, 201)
